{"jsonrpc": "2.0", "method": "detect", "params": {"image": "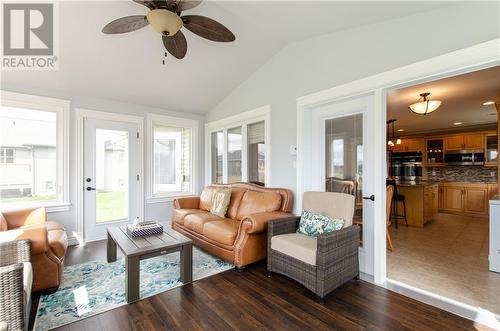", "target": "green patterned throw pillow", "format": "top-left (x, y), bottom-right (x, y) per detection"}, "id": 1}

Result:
top-left (297, 210), bottom-right (345, 238)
